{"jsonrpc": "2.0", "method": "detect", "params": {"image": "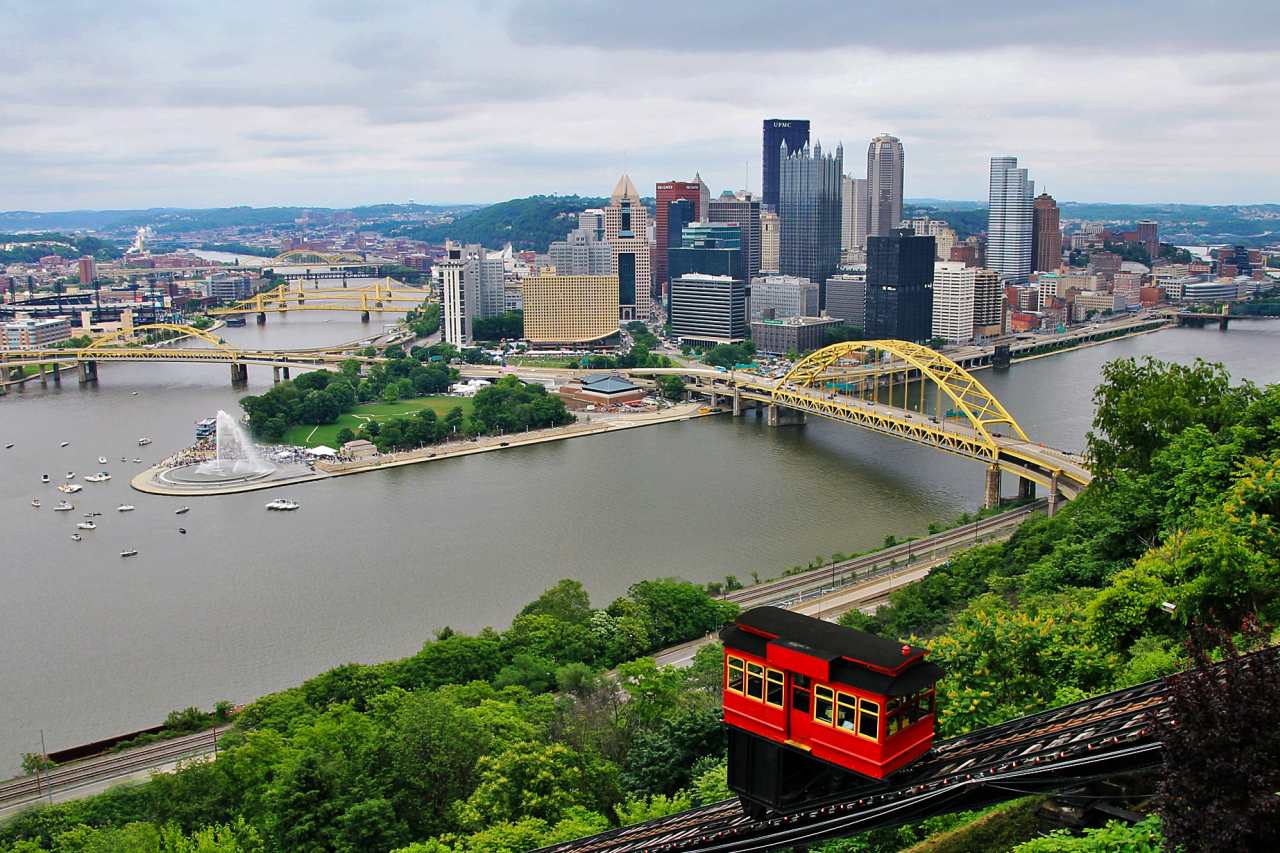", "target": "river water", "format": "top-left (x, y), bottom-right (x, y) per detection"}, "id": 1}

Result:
top-left (1, 317), bottom-right (1277, 771)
